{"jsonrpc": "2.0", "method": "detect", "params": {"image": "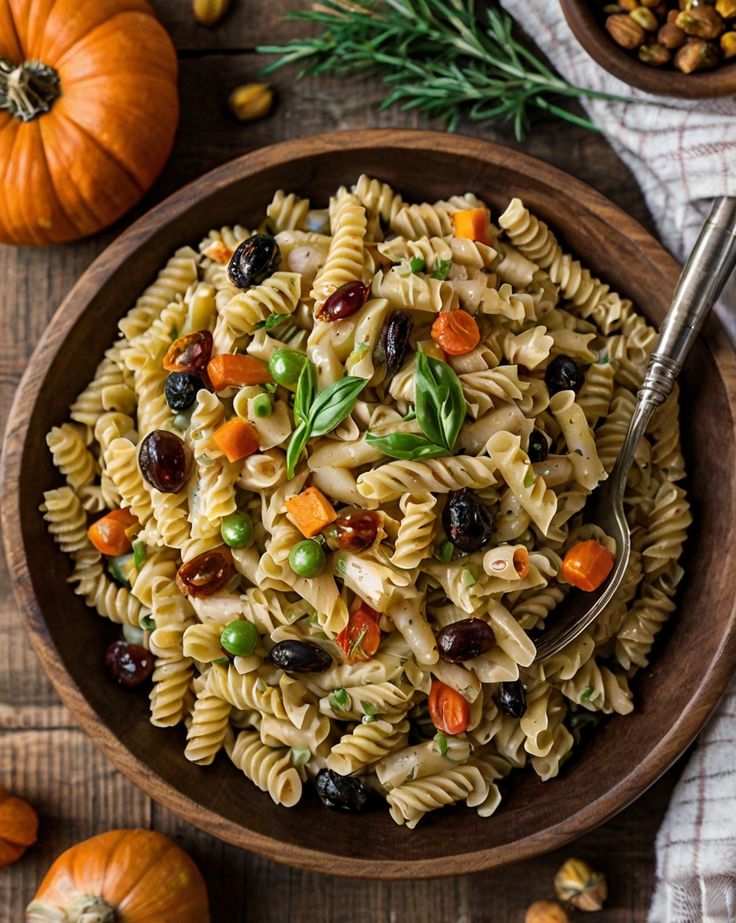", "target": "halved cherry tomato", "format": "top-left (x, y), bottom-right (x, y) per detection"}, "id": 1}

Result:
top-left (428, 679), bottom-right (470, 735)
top-left (163, 330), bottom-right (213, 374)
top-left (562, 540), bottom-right (615, 592)
top-left (88, 508), bottom-right (138, 557)
top-left (337, 608), bottom-right (381, 663)
top-left (431, 311), bottom-right (480, 356)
